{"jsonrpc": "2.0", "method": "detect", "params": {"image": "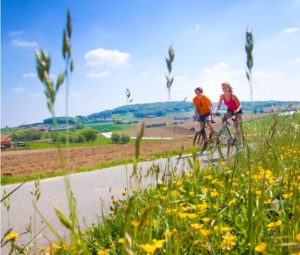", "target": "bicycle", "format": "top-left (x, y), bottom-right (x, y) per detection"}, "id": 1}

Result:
top-left (215, 113), bottom-right (244, 159)
top-left (193, 113), bottom-right (243, 159)
top-left (193, 116), bottom-right (218, 155)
